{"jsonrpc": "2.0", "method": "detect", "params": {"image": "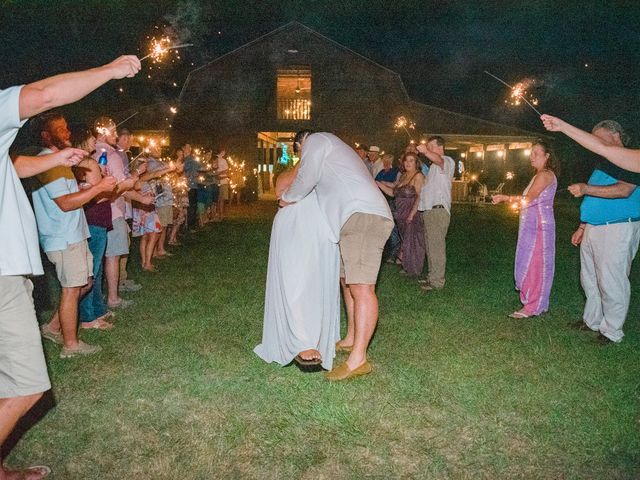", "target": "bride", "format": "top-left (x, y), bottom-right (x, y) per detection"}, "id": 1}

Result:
top-left (254, 163), bottom-right (340, 370)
